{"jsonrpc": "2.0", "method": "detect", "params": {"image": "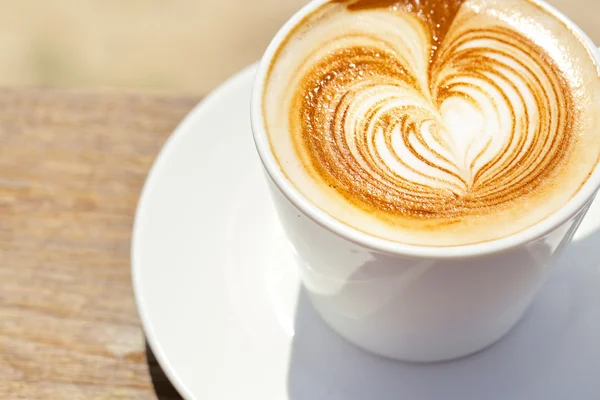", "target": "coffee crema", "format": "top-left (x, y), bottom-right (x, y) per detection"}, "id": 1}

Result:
top-left (262, 0), bottom-right (600, 246)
